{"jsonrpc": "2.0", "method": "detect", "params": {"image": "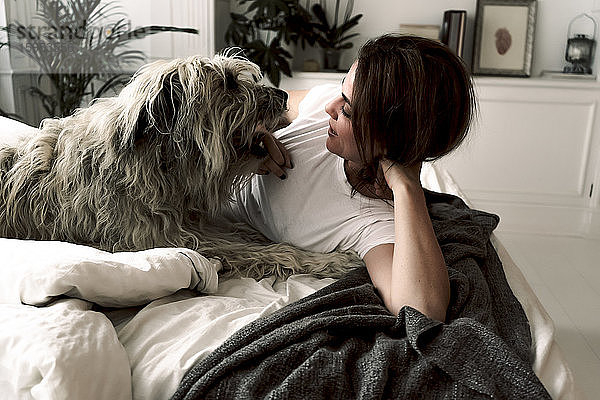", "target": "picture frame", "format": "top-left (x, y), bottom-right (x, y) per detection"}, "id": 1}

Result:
top-left (472, 0), bottom-right (537, 77)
